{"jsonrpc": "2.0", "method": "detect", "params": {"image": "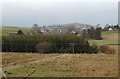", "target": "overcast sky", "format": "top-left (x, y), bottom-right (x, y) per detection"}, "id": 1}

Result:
top-left (1, 0), bottom-right (119, 27)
